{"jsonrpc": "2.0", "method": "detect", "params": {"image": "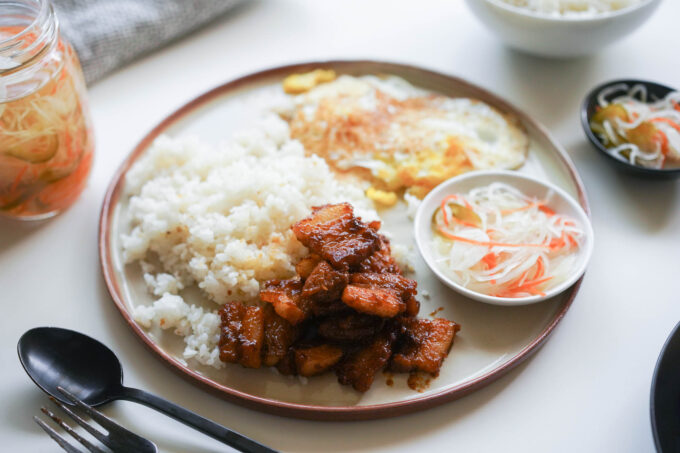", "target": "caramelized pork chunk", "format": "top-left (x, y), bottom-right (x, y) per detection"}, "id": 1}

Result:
top-left (336, 328), bottom-right (397, 392)
top-left (391, 318), bottom-right (460, 375)
top-left (260, 278), bottom-right (307, 325)
top-left (301, 261), bottom-right (348, 303)
top-left (295, 254), bottom-right (323, 279)
top-left (262, 306), bottom-right (298, 367)
top-left (217, 201), bottom-right (460, 392)
top-left (292, 203), bottom-right (380, 270)
top-left (310, 299), bottom-right (351, 317)
top-left (275, 349), bottom-right (297, 376)
top-left (350, 272), bottom-right (417, 301)
top-left (218, 303), bottom-right (243, 363)
top-left (240, 306), bottom-right (265, 368)
top-left (341, 285), bottom-right (405, 318)
top-left (294, 344), bottom-right (344, 377)
top-left (218, 303), bottom-right (264, 368)
top-left (354, 235), bottom-right (401, 274)
top-left (317, 313), bottom-right (384, 343)
top-left (404, 296), bottom-right (420, 317)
